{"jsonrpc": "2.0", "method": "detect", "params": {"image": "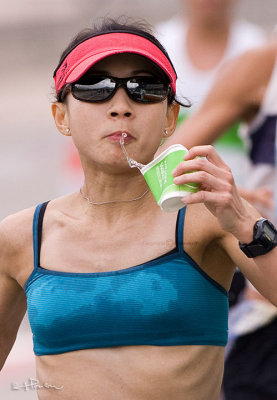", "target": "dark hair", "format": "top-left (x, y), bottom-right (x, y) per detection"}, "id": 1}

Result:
top-left (54, 17), bottom-right (190, 108)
